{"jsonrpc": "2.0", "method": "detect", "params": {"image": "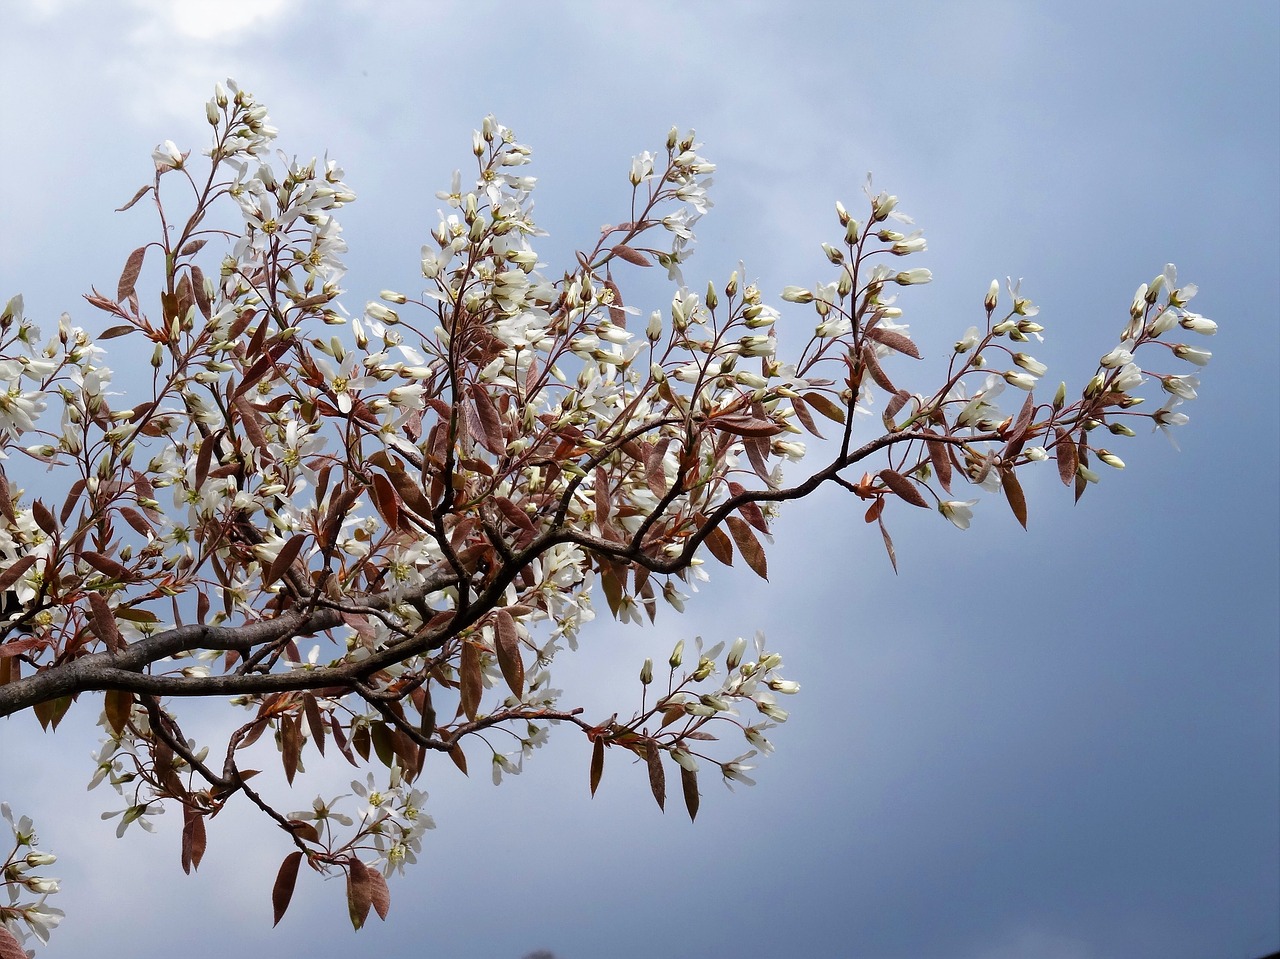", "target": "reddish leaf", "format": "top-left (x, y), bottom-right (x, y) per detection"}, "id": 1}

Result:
top-left (680, 765), bottom-right (700, 822)
top-left (610, 244), bottom-right (653, 267)
top-left (725, 516), bottom-right (768, 580)
top-left (879, 517), bottom-right (899, 574)
top-left (82, 550), bottom-right (131, 580)
top-left (369, 473), bottom-right (401, 532)
top-left (367, 868), bottom-right (391, 921)
top-left (790, 394), bottom-right (824, 438)
top-left (0, 554), bottom-right (37, 594)
top-left (190, 264), bottom-right (212, 319)
top-left (493, 608), bottom-right (525, 698)
top-left (864, 325), bottom-right (921, 359)
top-left (645, 741), bottom-right (666, 812)
top-left (861, 343), bottom-right (897, 392)
top-left (88, 592), bottom-right (124, 653)
top-left (449, 742), bottom-right (469, 776)
top-left (346, 858), bottom-right (373, 930)
top-left (272, 851), bottom-right (303, 926)
top-left (32, 694), bottom-right (72, 731)
top-left (469, 383), bottom-right (506, 454)
top-left (114, 184), bottom-right (152, 213)
top-left (30, 499), bottom-right (57, 535)
top-left (1001, 469), bottom-right (1029, 529)
top-left (727, 482), bottom-right (770, 535)
top-left (590, 736), bottom-right (605, 797)
top-left (181, 805), bottom-right (207, 874)
top-left (459, 640), bottom-right (483, 721)
top-left (264, 533), bottom-right (307, 590)
top-left (1010, 391), bottom-right (1036, 443)
top-left (282, 713), bottom-right (302, 785)
top-left (0, 926), bottom-right (29, 959)
top-left (706, 415), bottom-right (784, 438)
top-left (117, 246), bottom-right (147, 301)
top-left (104, 688), bottom-right (133, 736)
top-left (926, 436), bottom-right (953, 493)
top-left (303, 694), bottom-right (326, 757)
top-left (879, 469), bottom-right (929, 508)
top-left (702, 525), bottom-right (734, 567)
top-left (803, 391), bottom-right (847, 424)
top-left (1055, 427), bottom-right (1077, 486)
